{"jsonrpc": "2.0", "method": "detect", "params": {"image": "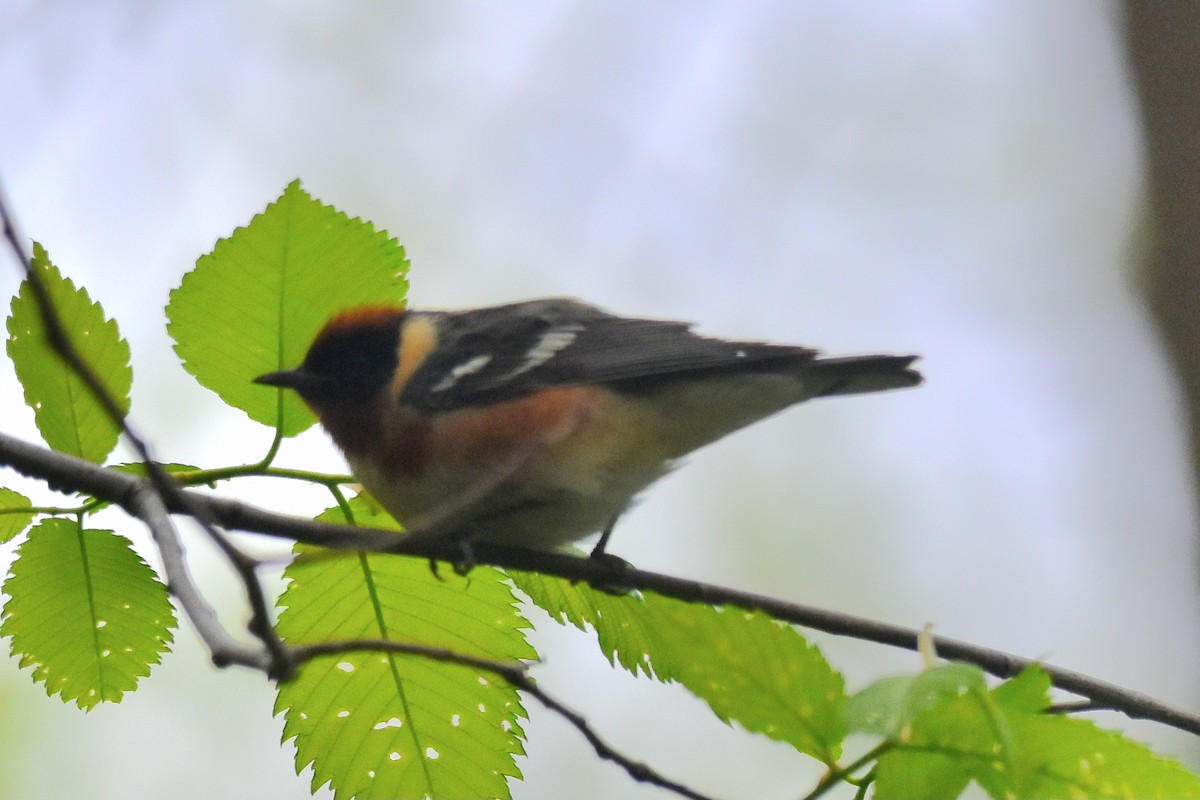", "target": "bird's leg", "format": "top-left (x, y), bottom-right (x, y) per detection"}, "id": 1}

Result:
top-left (590, 515), bottom-right (620, 559)
top-left (585, 514), bottom-right (634, 594)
